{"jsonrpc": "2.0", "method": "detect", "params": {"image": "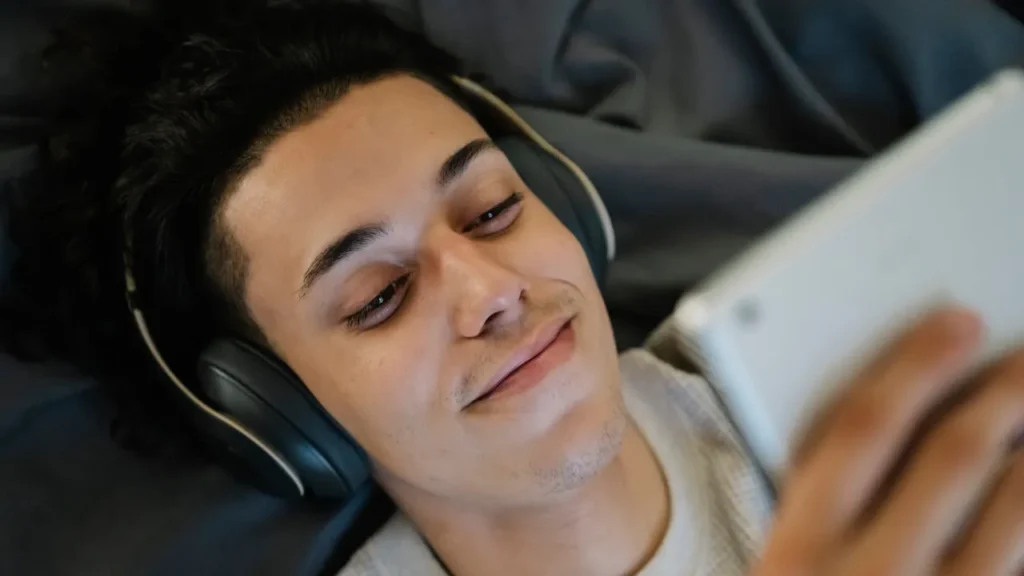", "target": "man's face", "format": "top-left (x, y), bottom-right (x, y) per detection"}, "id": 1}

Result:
top-left (223, 75), bottom-right (625, 506)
